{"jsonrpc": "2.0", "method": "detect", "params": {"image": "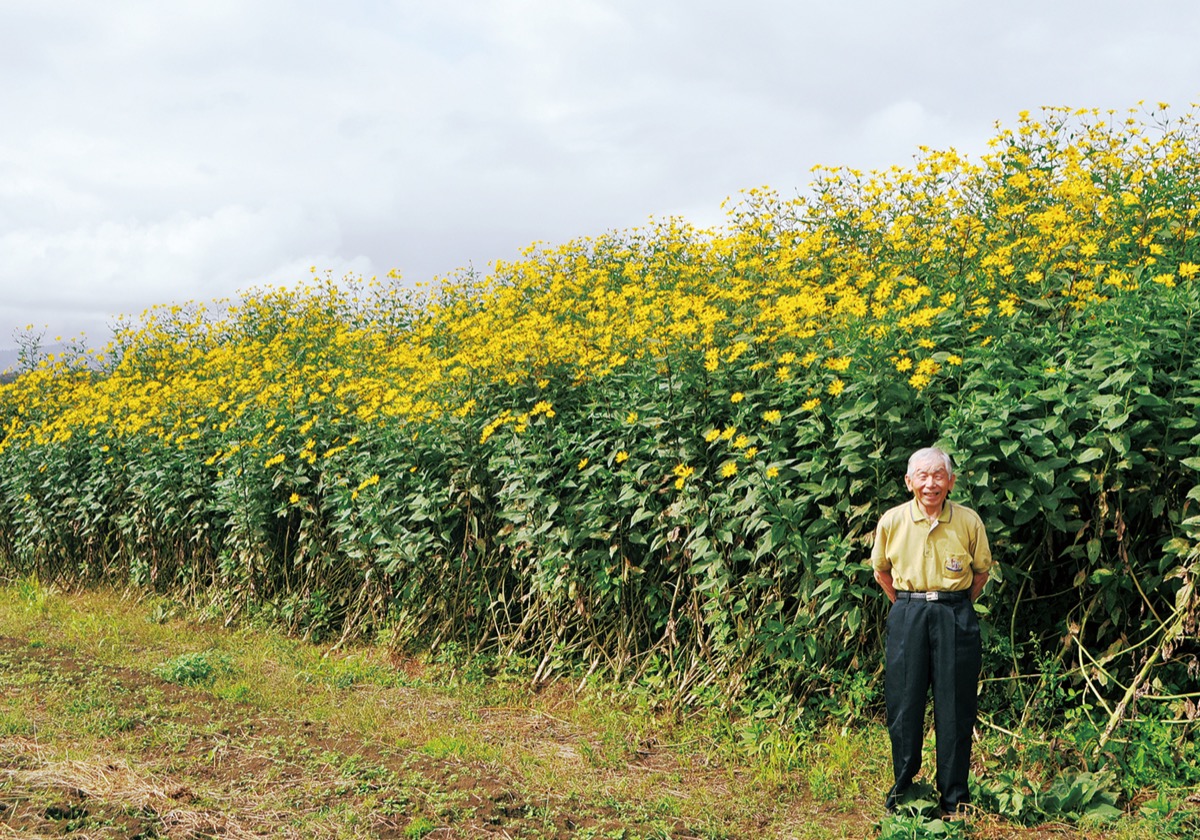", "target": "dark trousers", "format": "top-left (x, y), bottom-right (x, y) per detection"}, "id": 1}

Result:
top-left (884, 592), bottom-right (981, 813)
